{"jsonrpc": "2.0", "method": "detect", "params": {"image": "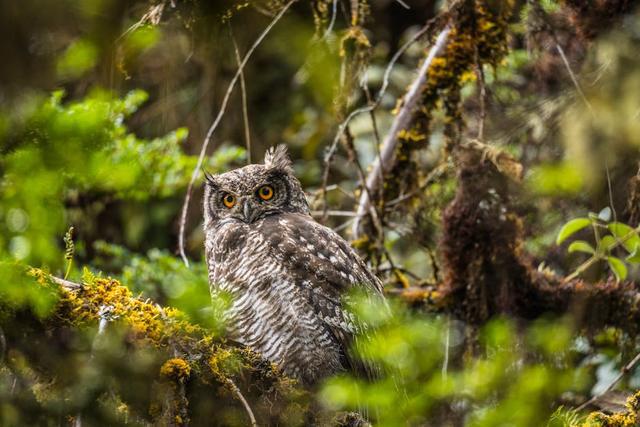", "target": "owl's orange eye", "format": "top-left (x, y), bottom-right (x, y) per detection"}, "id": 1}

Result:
top-left (222, 194), bottom-right (236, 208)
top-left (258, 185), bottom-right (274, 201)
